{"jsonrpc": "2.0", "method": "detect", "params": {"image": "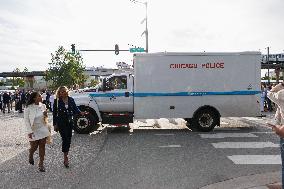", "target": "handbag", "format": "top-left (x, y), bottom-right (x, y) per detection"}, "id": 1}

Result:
top-left (46, 124), bottom-right (52, 144)
top-left (43, 107), bottom-right (52, 144)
